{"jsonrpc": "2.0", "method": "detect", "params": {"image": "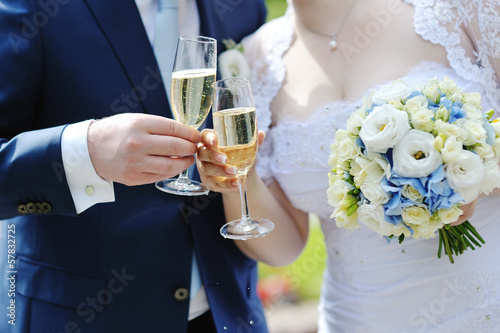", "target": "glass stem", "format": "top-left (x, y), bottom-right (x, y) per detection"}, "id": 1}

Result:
top-left (239, 176), bottom-right (251, 222)
top-left (236, 175), bottom-right (258, 233)
top-left (176, 168), bottom-right (190, 184)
